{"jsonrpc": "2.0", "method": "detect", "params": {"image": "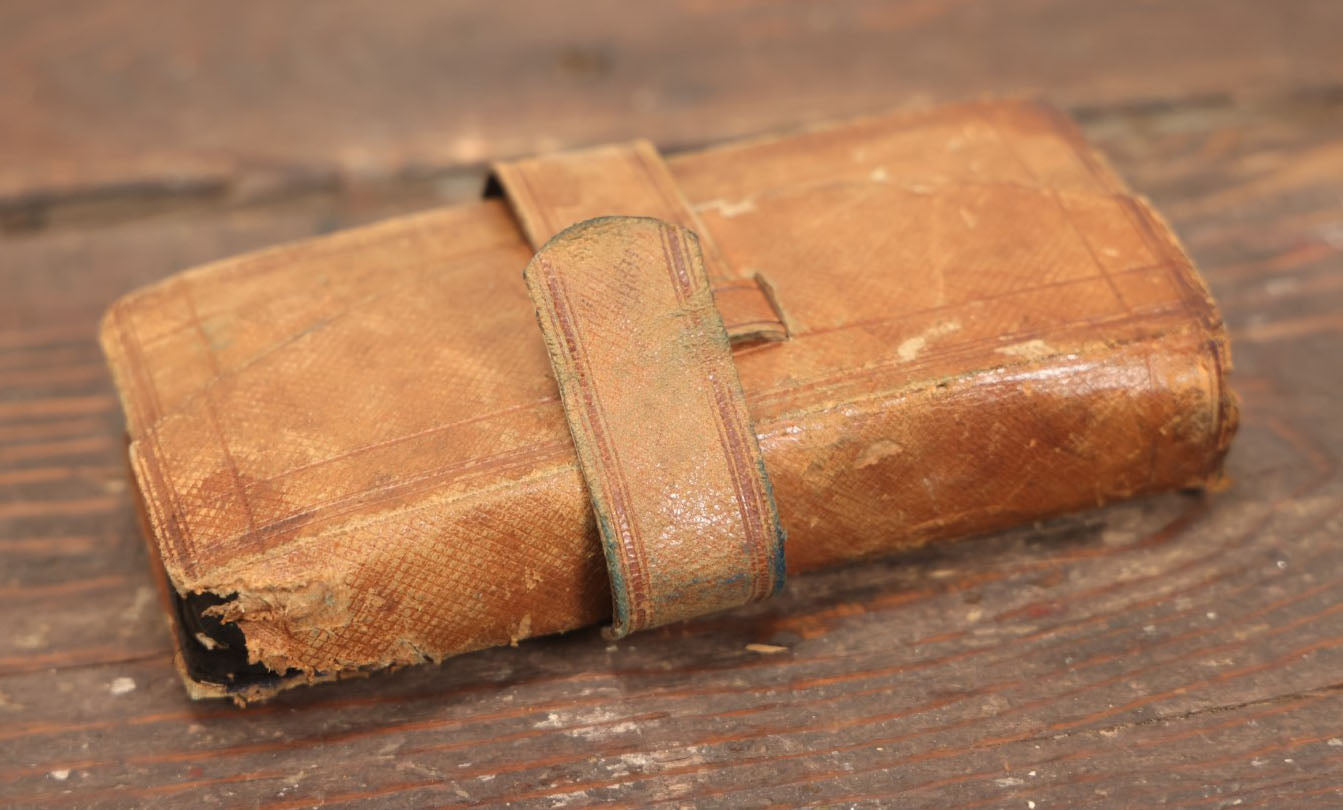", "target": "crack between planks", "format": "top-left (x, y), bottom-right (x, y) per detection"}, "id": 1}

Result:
top-left (0, 649), bottom-right (172, 679)
top-left (5, 83), bottom-right (1343, 236)
top-left (1018, 681), bottom-right (1343, 746)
